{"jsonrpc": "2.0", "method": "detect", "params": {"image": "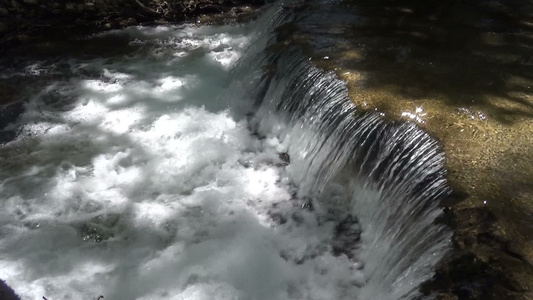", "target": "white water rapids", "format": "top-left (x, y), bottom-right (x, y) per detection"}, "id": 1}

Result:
top-left (0, 4), bottom-right (450, 300)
